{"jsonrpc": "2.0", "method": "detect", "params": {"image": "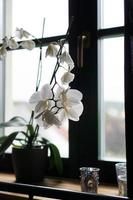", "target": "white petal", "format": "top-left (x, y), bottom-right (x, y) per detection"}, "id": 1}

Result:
top-left (45, 44), bottom-right (58, 57)
top-left (29, 91), bottom-right (42, 103)
top-left (0, 46), bottom-right (7, 57)
top-left (60, 51), bottom-right (74, 70)
top-left (34, 99), bottom-right (53, 116)
top-left (15, 28), bottom-right (31, 39)
top-left (43, 120), bottom-right (51, 129)
top-left (8, 38), bottom-right (19, 49)
top-left (68, 61), bottom-right (75, 71)
top-left (36, 117), bottom-right (44, 127)
top-left (73, 102), bottom-right (84, 117)
top-left (42, 111), bottom-right (61, 128)
top-left (67, 109), bottom-right (80, 121)
top-left (57, 109), bottom-right (66, 121)
top-left (49, 100), bottom-right (55, 108)
top-left (67, 97), bottom-right (81, 106)
top-left (15, 28), bottom-right (24, 39)
top-left (59, 89), bottom-right (83, 107)
top-left (35, 101), bottom-right (47, 113)
top-left (56, 100), bottom-right (62, 108)
top-left (67, 102), bottom-right (83, 121)
top-left (61, 72), bottom-right (75, 84)
top-left (67, 89), bottom-right (83, 101)
top-left (60, 51), bottom-right (67, 63)
top-left (20, 40), bottom-right (35, 50)
top-left (40, 84), bottom-right (53, 100)
top-left (54, 87), bottom-right (64, 100)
